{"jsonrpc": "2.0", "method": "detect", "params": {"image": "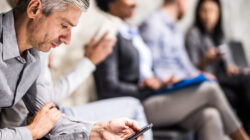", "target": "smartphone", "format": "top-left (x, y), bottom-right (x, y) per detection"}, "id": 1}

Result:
top-left (126, 123), bottom-right (153, 140)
